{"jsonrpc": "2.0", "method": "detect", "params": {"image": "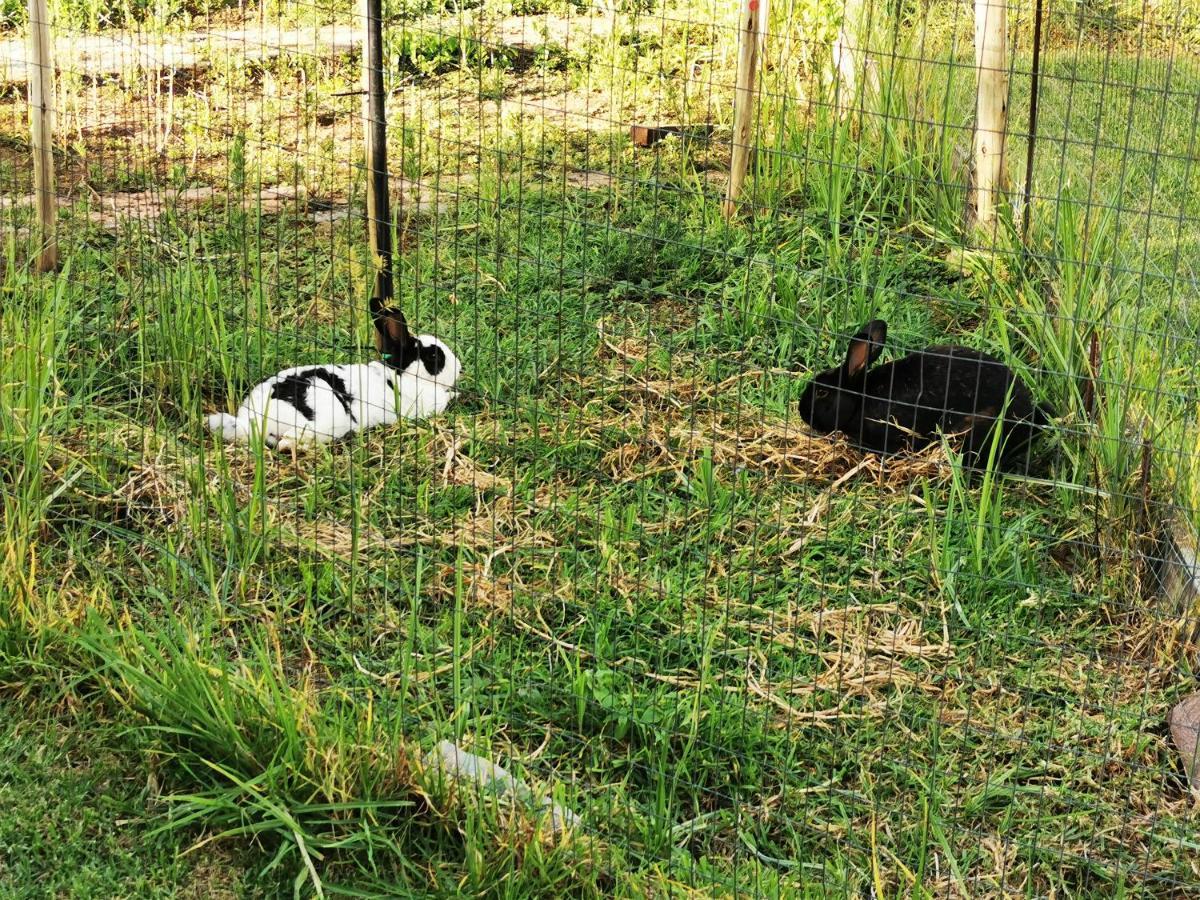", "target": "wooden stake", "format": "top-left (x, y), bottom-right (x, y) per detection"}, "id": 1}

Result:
top-left (970, 0), bottom-right (1008, 231)
top-left (722, 0), bottom-right (768, 220)
top-left (27, 0), bottom-right (58, 272)
top-left (361, 0), bottom-right (395, 309)
top-left (1137, 433), bottom-right (1158, 603)
top-left (1020, 0), bottom-right (1045, 242)
top-left (831, 0), bottom-right (869, 115)
top-left (1083, 330), bottom-right (1100, 421)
